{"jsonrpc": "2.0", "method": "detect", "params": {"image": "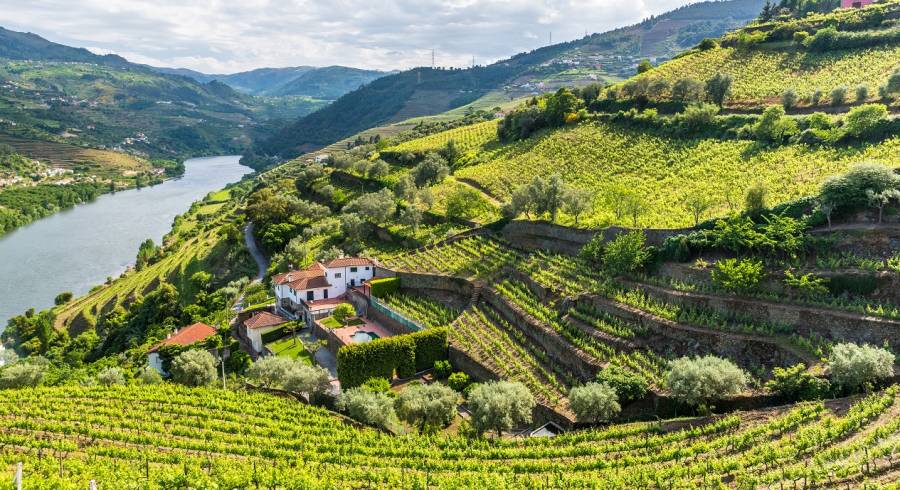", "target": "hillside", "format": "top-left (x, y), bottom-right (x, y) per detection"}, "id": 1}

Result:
top-left (252, 0), bottom-right (766, 159)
